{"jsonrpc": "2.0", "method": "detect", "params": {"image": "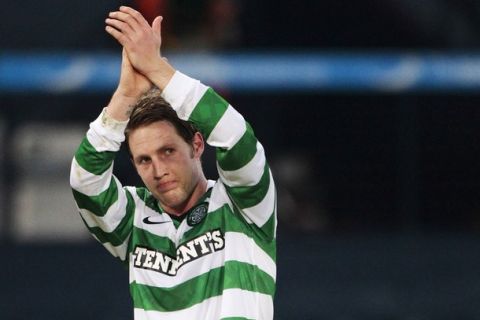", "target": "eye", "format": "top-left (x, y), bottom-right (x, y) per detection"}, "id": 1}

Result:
top-left (137, 157), bottom-right (151, 165)
top-left (165, 148), bottom-right (174, 155)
